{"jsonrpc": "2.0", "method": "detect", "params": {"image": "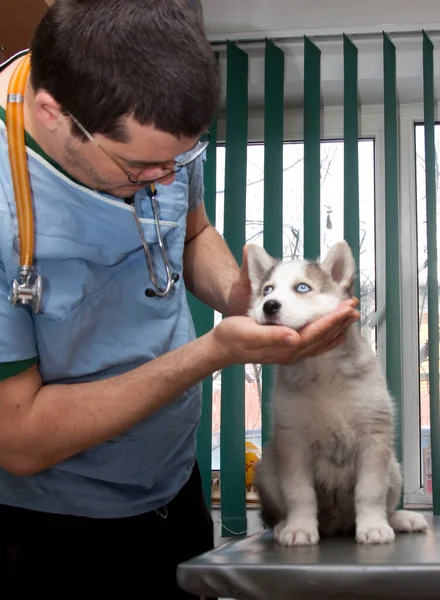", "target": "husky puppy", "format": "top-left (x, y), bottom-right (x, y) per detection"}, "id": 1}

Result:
top-left (247, 240), bottom-right (428, 546)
